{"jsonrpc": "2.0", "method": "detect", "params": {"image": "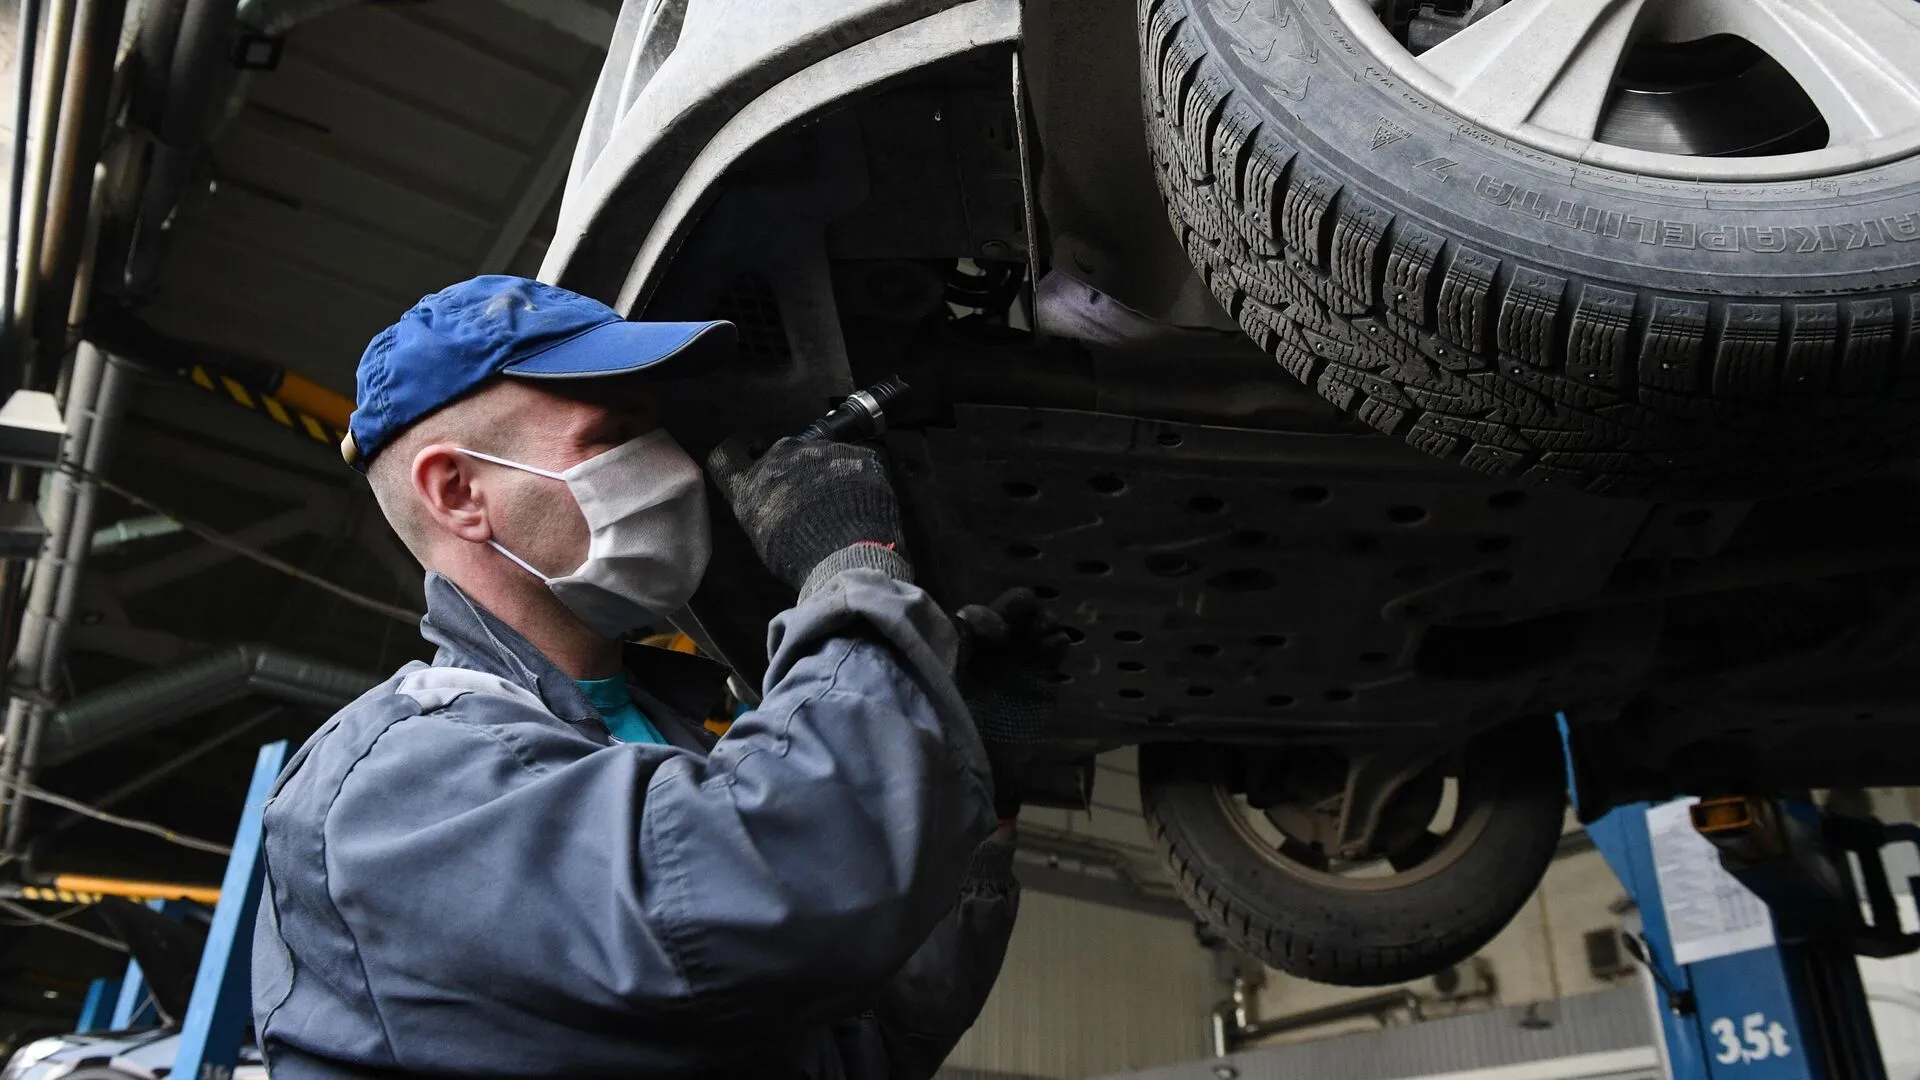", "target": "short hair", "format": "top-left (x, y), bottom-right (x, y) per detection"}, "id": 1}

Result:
top-left (364, 382), bottom-right (529, 566)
